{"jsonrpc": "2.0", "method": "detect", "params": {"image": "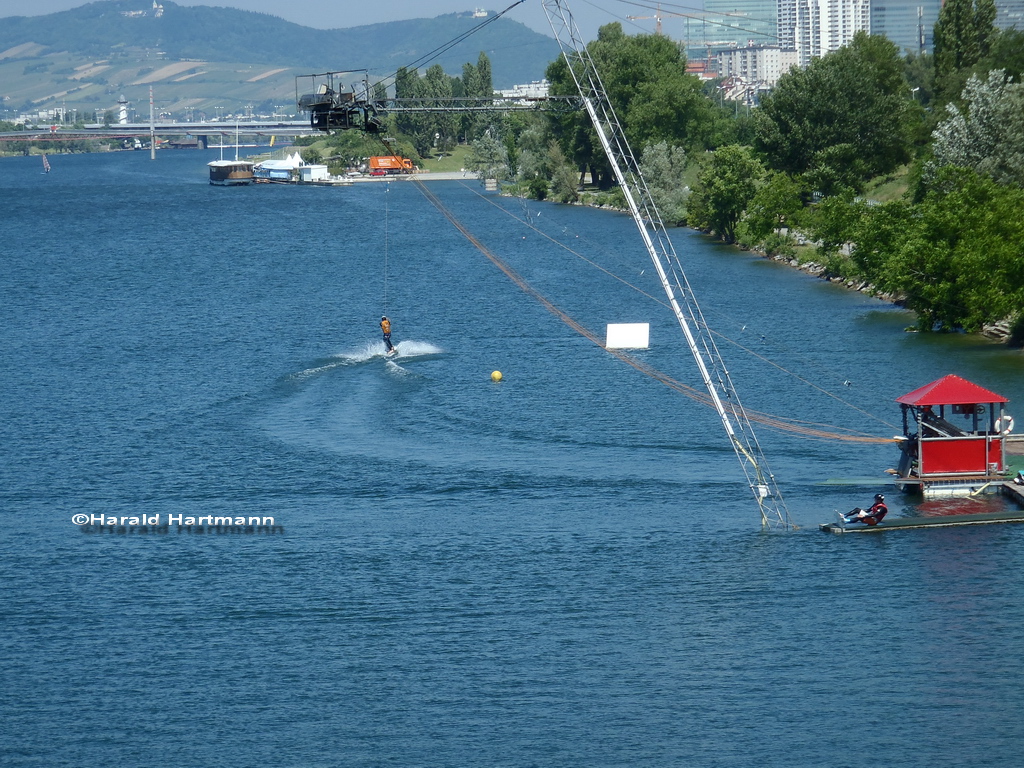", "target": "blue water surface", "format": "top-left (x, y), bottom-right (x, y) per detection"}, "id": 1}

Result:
top-left (2, 149), bottom-right (1024, 767)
